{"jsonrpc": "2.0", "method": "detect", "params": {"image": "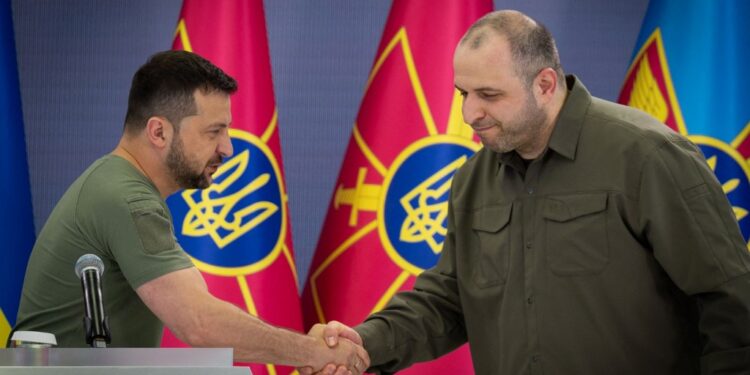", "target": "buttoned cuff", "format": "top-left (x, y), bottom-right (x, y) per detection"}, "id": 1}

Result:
top-left (355, 319), bottom-right (394, 373)
top-left (701, 346), bottom-right (750, 374)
